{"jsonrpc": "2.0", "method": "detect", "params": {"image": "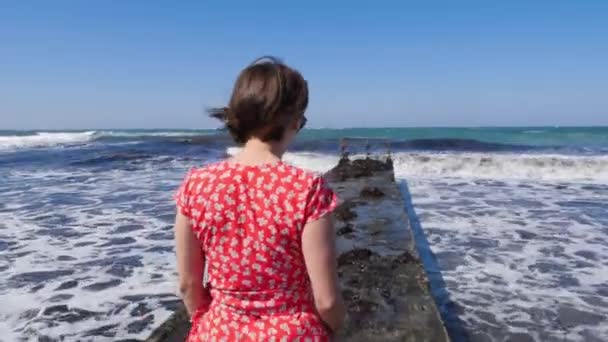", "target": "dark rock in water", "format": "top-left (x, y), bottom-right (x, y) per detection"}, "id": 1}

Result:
top-left (515, 230), bottom-right (537, 240)
top-left (57, 255), bottom-right (77, 261)
top-left (130, 302), bottom-right (153, 317)
top-left (127, 314), bottom-right (155, 334)
top-left (55, 280), bottom-right (79, 290)
top-left (557, 306), bottom-right (604, 327)
top-left (48, 294), bottom-right (74, 303)
top-left (360, 186), bottom-right (385, 199)
top-left (337, 224), bottom-right (354, 236)
top-left (334, 201), bottom-right (357, 222)
top-left (100, 236), bottom-right (136, 247)
top-left (9, 270), bottom-right (74, 287)
top-left (338, 248), bottom-right (375, 267)
top-left (83, 324), bottom-right (119, 338)
top-left (83, 279), bottom-right (122, 291)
